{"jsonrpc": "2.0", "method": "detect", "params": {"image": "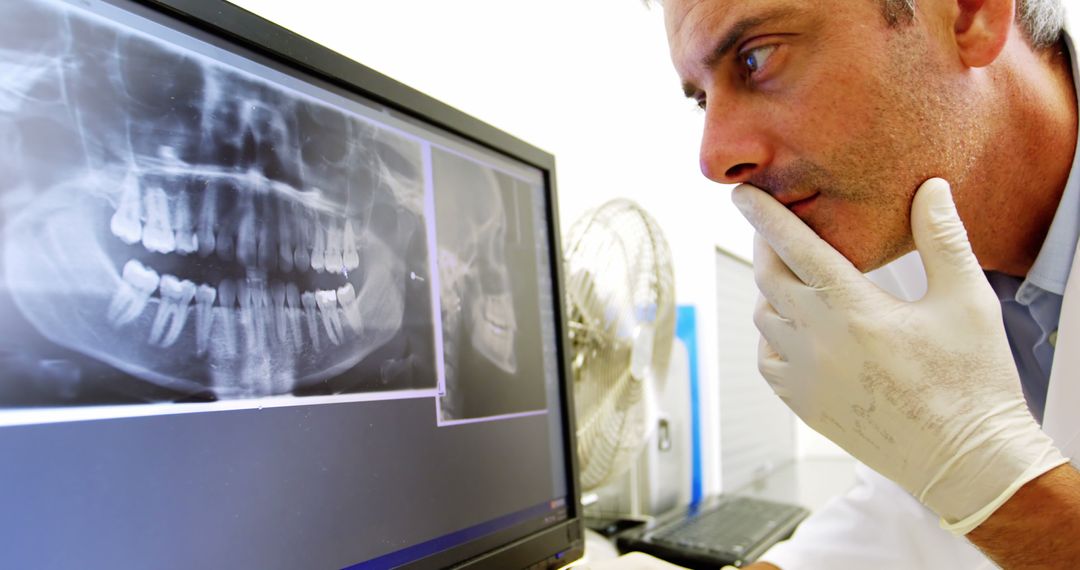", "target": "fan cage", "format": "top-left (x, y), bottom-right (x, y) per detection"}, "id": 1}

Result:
top-left (564, 198), bottom-right (675, 491)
